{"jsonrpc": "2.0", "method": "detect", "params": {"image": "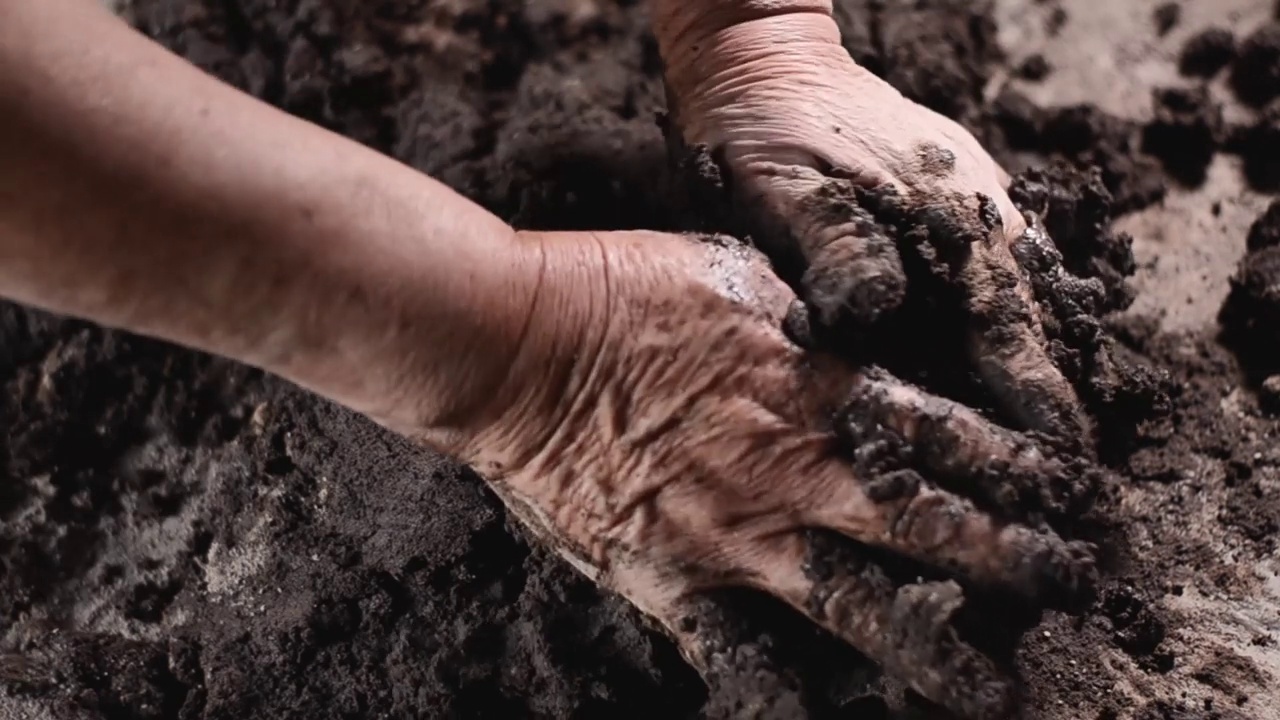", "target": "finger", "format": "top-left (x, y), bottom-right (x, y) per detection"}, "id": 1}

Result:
top-left (959, 195), bottom-right (1091, 448)
top-left (625, 576), bottom-right (811, 719)
top-left (741, 164), bottom-right (909, 329)
top-left (753, 532), bottom-right (1018, 720)
top-left (802, 454), bottom-right (1096, 607)
top-left (840, 370), bottom-right (1101, 520)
